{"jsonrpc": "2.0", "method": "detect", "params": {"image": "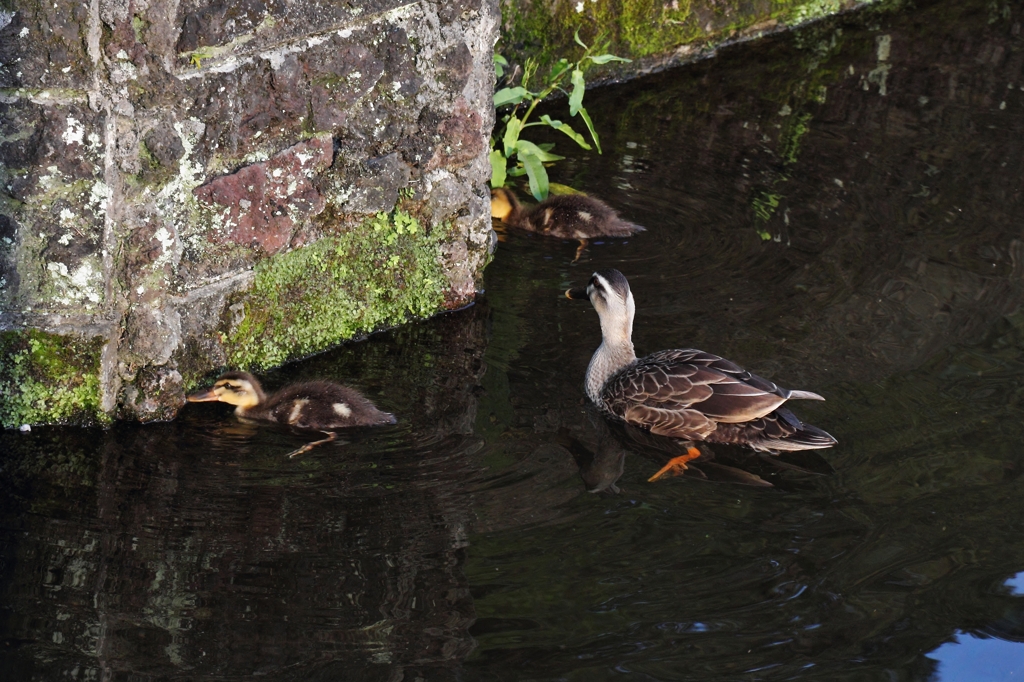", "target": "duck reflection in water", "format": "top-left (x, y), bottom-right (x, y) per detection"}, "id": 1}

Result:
top-left (187, 371), bottom-right (396, 457)
top-left (566, 269), bottom-right (836, 482)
